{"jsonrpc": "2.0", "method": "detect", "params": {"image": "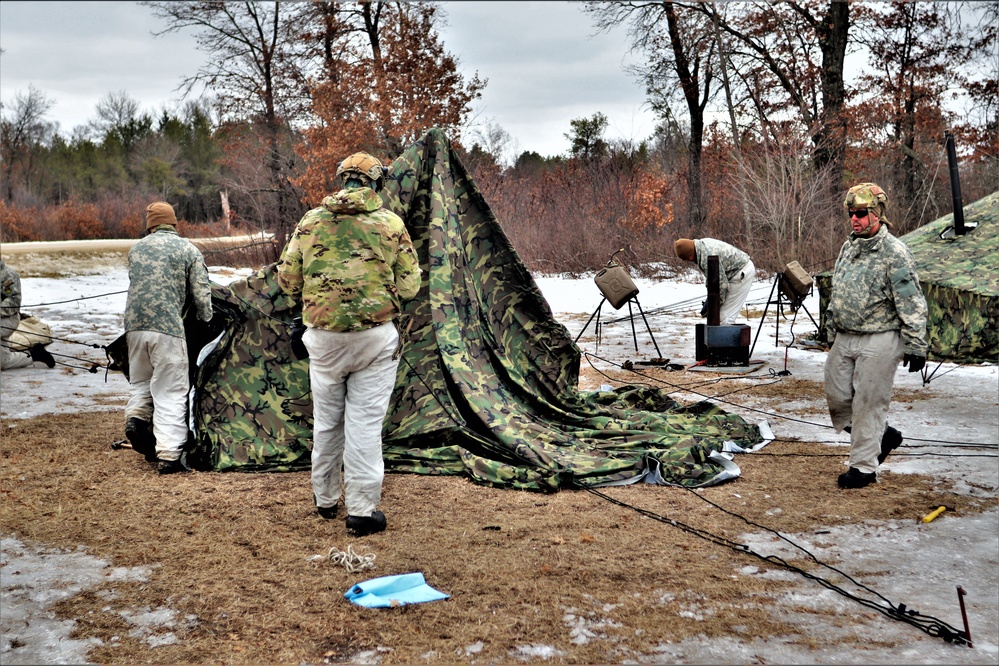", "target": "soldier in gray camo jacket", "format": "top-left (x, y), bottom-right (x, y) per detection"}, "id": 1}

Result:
top-left (825, 183), bottom-right (928, 489)
top-left (123, 202), bottom-right (213, 474)
top-left (674, 237), bottom-right (755, 324)
top-left (1, 259), bottom-right (55, 370)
